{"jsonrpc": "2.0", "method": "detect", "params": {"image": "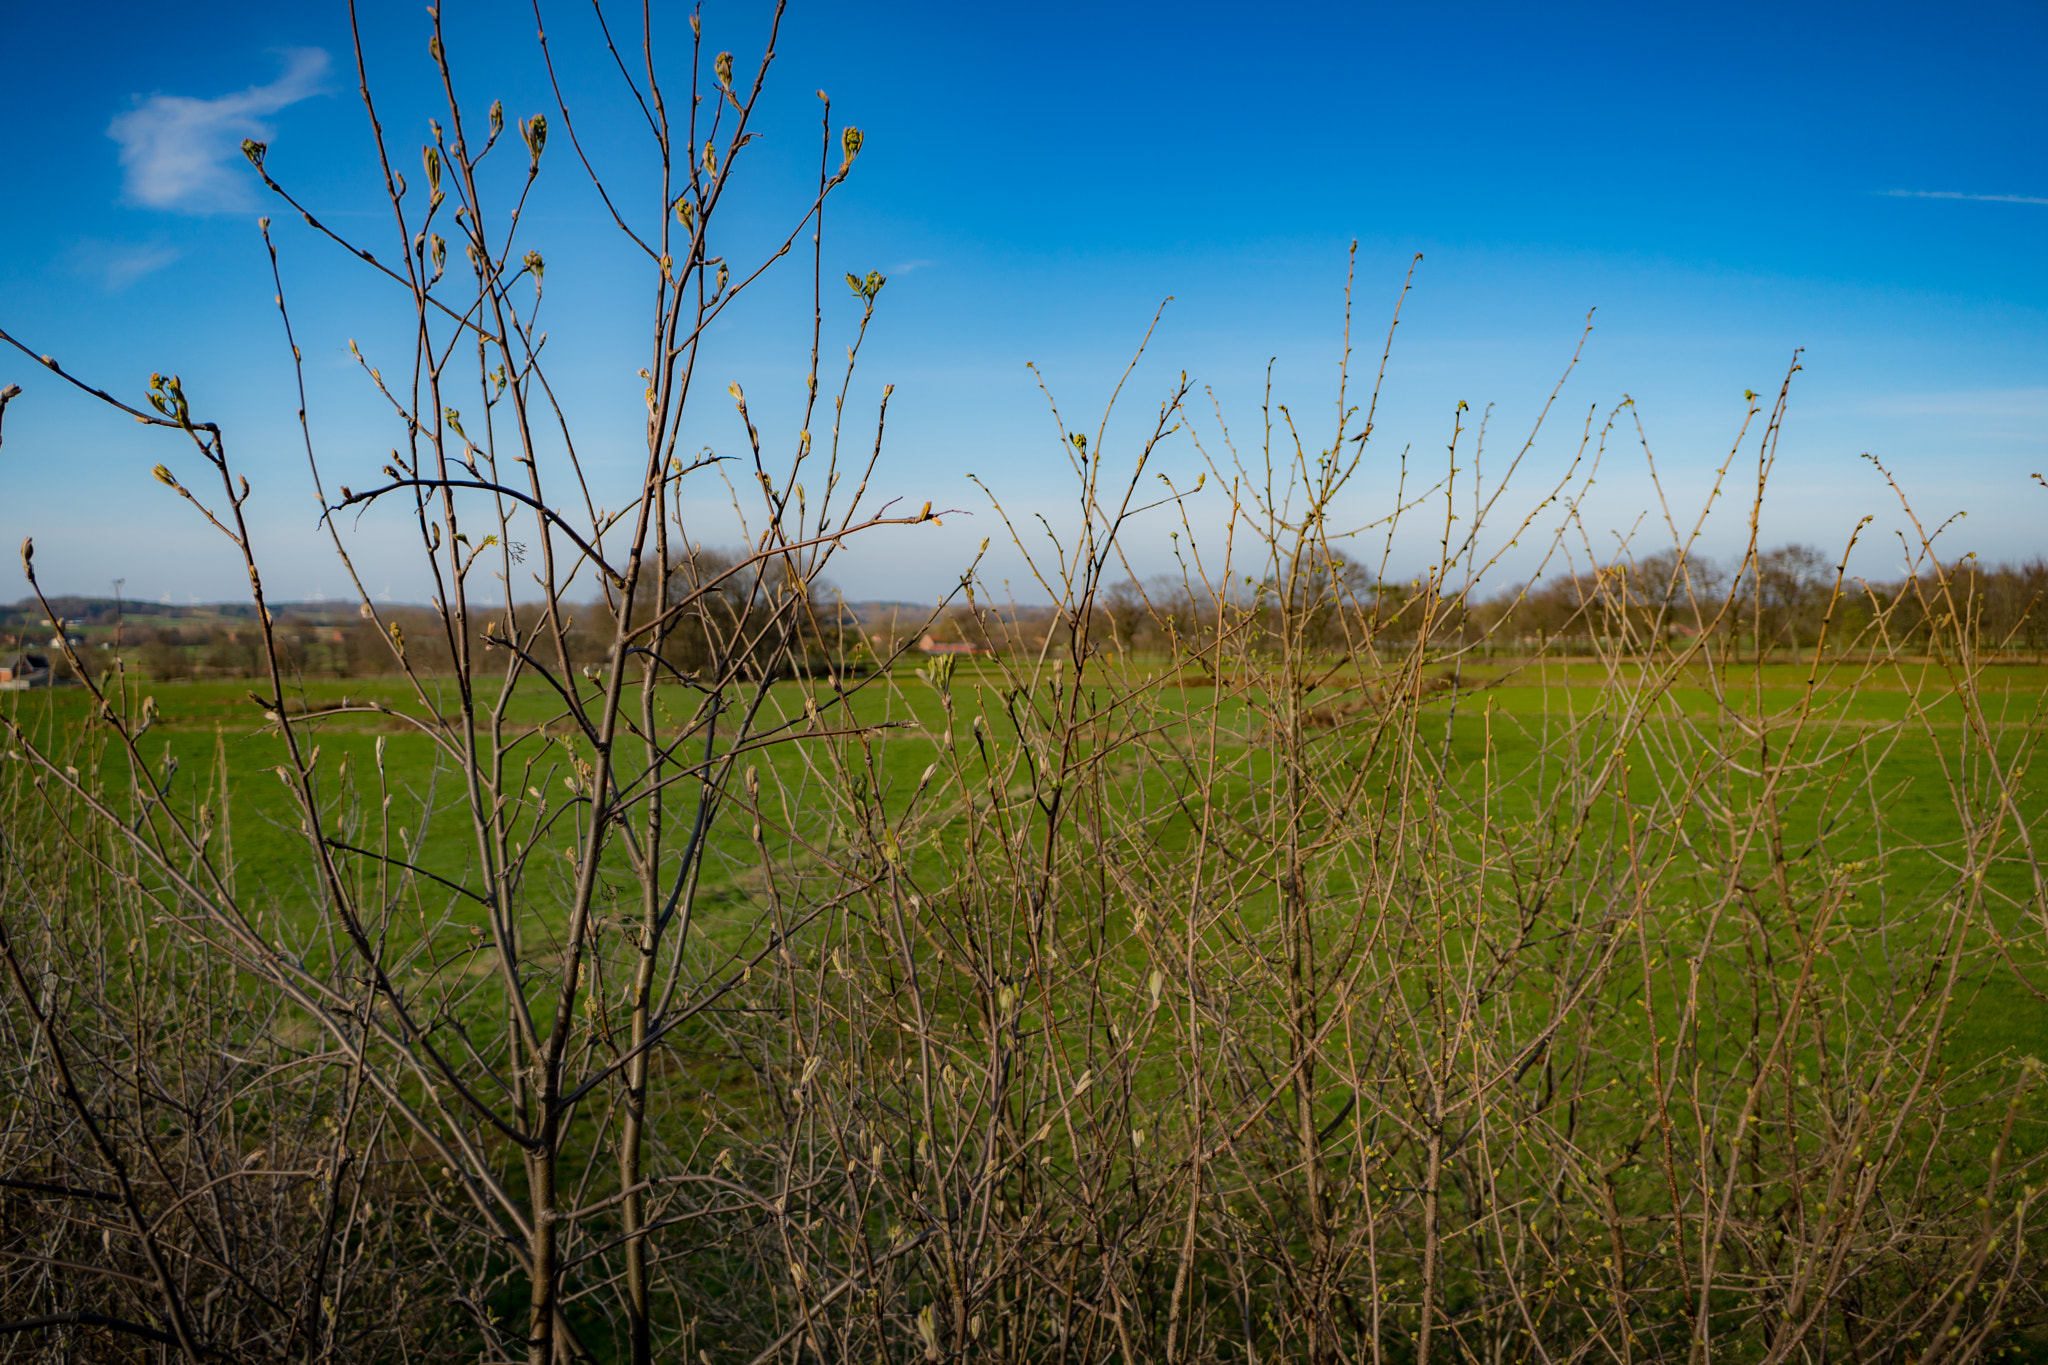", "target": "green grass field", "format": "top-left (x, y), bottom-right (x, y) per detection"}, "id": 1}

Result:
top-left (10, 655), bottom-right (2042, 1066)
top-left (8, 654), bottom-right (2043, 1356)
